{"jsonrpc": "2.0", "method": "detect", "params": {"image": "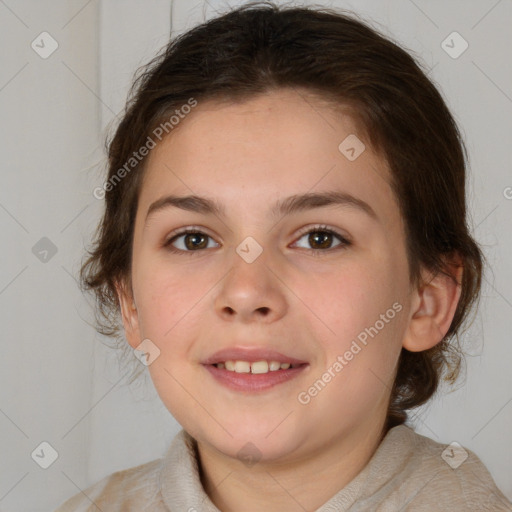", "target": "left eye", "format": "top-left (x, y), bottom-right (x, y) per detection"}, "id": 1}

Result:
top-left (293, 227), bottom-right (350, 251)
